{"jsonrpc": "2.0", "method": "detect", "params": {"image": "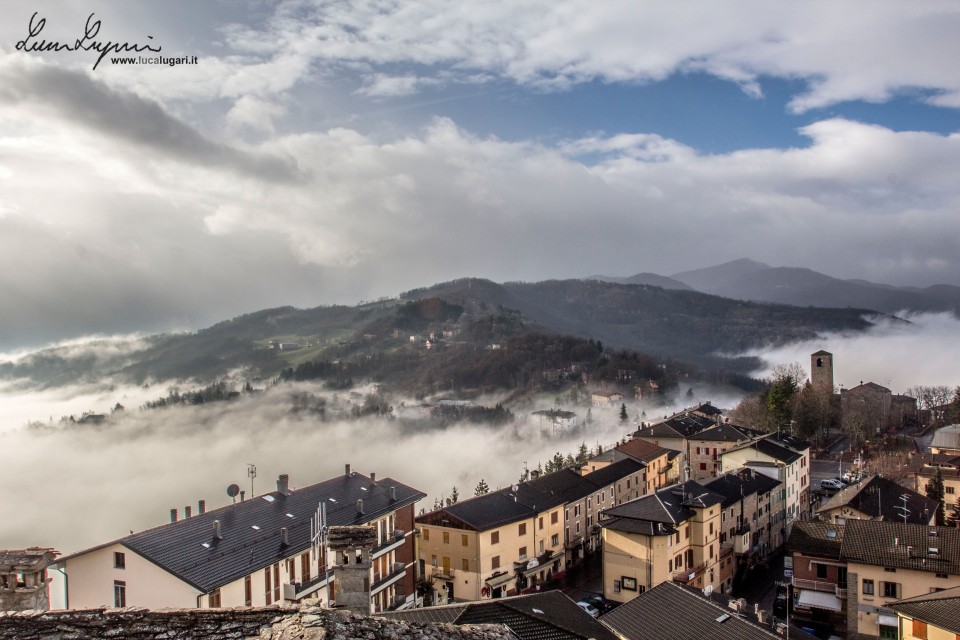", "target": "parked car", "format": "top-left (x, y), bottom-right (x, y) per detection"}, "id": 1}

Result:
top-left (576, 600), bottom-right (601, 618)
top-left (842, 471), bottom-right (862, 483)
top-left (821, 478), bottom-right (844, 491)
top-left (587, 594), bottom-right (611, 613)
